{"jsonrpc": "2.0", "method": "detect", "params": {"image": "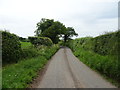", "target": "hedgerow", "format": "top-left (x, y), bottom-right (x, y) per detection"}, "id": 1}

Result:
top-left (93, 31), bottom-right (119, 56)
top-left (28, 36), bottom-right (53, 47)
top-left (69, 31), bottom-right (119, 56)
top-left (2, 31), bottom-right (22, 65)
top-left (67, 30), bottom-right (120, 86)
top-left (2, 45), bottom-right (59, 88)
